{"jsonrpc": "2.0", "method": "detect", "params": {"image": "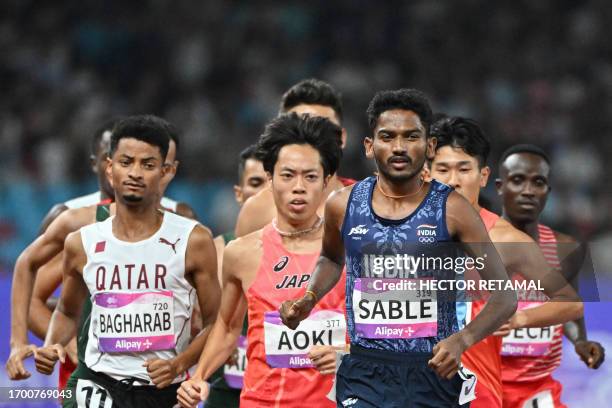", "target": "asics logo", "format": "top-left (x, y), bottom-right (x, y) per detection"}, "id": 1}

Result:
top-left (273, 256), bottom-right (290, 272)
top-left (348, 225), bottom-right (369, 236)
